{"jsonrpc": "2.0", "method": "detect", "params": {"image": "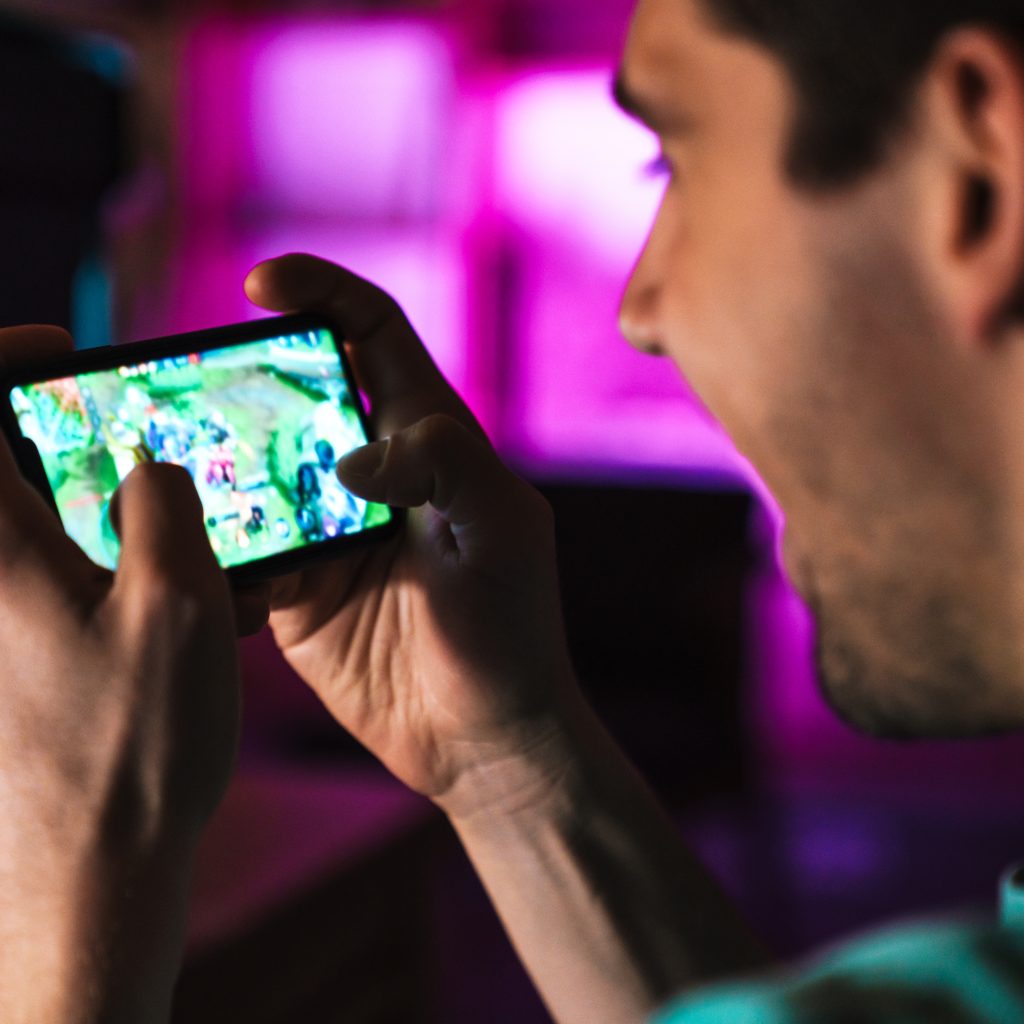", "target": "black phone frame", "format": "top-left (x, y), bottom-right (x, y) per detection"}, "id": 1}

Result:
top-left (0, 313), bottom-right (402, 584)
